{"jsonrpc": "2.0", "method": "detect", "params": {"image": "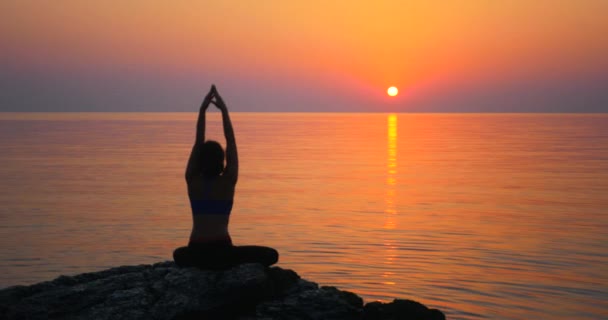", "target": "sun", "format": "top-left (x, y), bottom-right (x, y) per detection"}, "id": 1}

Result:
top-left (387, 86), bottom-right (398, 97)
